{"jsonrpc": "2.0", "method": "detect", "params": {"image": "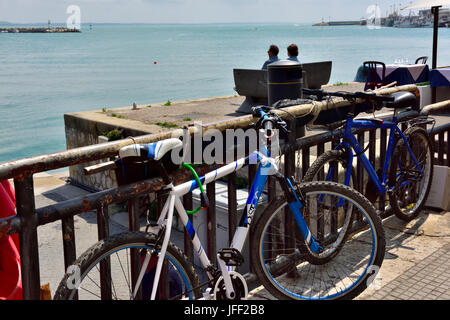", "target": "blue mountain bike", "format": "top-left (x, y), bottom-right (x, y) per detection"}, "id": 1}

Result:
top-left (54, 106), bottom-right (385, 300)
top-left (303, 89), bottom-right (434, 222)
